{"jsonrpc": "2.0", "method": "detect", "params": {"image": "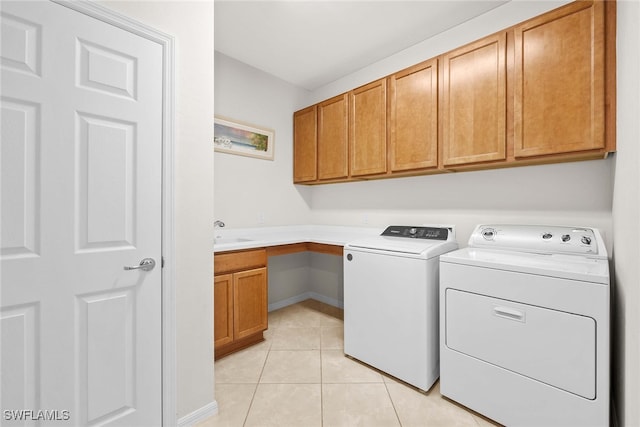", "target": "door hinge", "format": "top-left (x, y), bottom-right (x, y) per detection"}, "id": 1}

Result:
top-left (161, 256), bottom-right (165, 268)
